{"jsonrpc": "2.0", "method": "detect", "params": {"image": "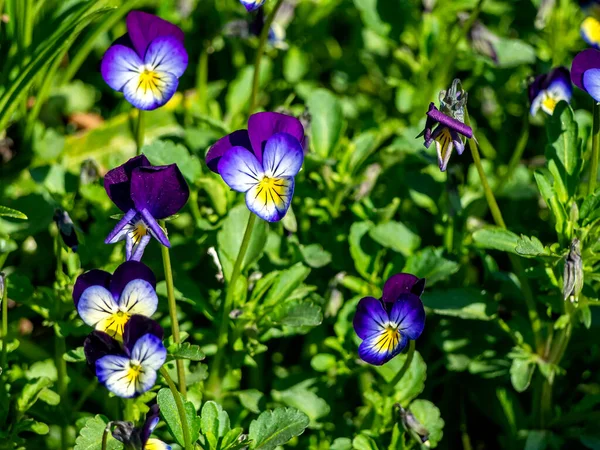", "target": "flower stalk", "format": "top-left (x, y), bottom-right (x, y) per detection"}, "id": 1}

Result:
top-left (135, 110), bottom-right (145, 155)
top-left (160, 366), bottom-right (192, 450)
top-left (385, 340), bottom-right (415, 394)
top-left (589, 100), bottom-right (600, 195)
top-left (1, 272), bottom-right (7, 374)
